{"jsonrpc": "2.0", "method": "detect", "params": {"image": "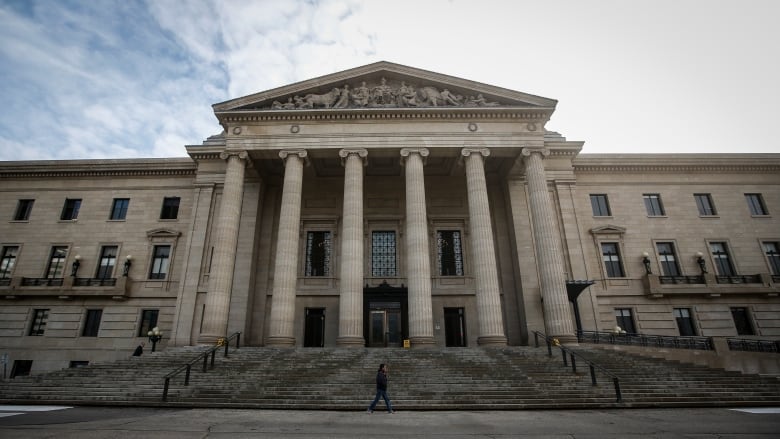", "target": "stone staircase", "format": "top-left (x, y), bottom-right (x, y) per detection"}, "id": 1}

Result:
top-left (1, 345), bottom-right (779, 409)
